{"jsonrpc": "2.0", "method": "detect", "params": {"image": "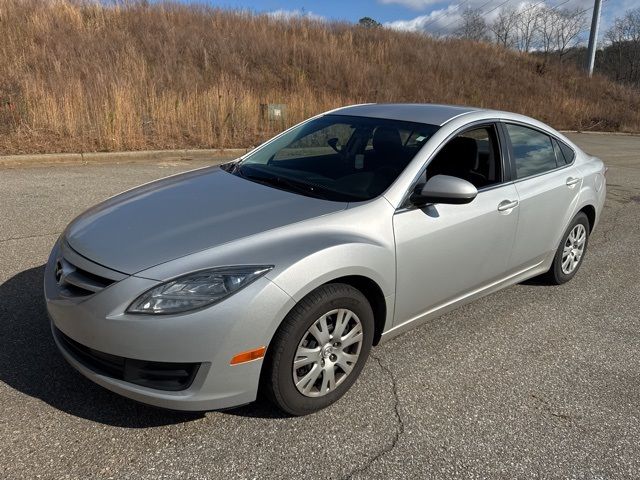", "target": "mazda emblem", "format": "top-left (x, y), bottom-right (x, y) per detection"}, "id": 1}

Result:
top-left (54, 261), bottom-right (64, 284)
